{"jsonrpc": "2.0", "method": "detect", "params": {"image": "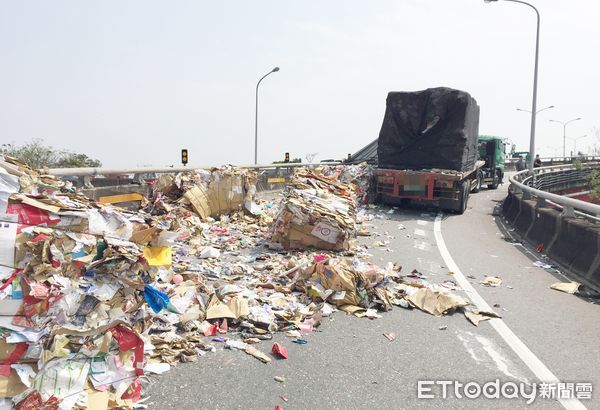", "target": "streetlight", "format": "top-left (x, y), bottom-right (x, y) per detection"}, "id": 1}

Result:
top-left (485, 0), bottom-right (540, 174)
top-left (549, 117), bottom-right (582, 157)
top-left (516, 105), bottom-right (554, 114)
top-left (254, 67), bottom-right (280, 165)
top-left (567, 134), bottom-right (587, 156)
